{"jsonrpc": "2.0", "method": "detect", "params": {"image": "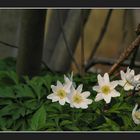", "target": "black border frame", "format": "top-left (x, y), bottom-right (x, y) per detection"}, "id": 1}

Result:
top-left (0, 0), bottom-right (140, 139)
top-left (0, 0), bottom-right (139, 7)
